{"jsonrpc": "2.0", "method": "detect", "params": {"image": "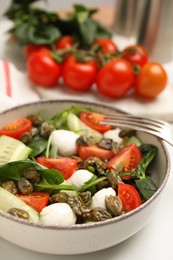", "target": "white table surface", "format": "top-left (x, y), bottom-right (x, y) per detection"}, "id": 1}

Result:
top-left (0, 17), bottom-right (173, 260)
